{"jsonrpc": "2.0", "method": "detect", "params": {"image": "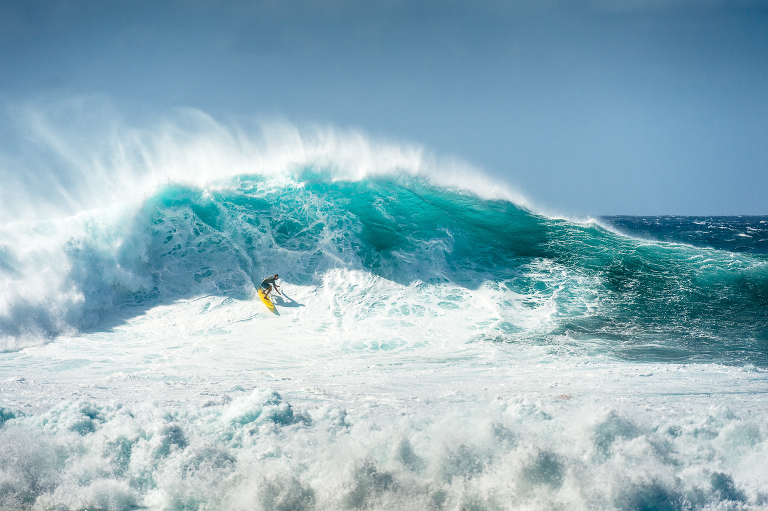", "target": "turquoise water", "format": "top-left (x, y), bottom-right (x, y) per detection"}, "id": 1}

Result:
top-left (4, 172), bottom-right (766, 363)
